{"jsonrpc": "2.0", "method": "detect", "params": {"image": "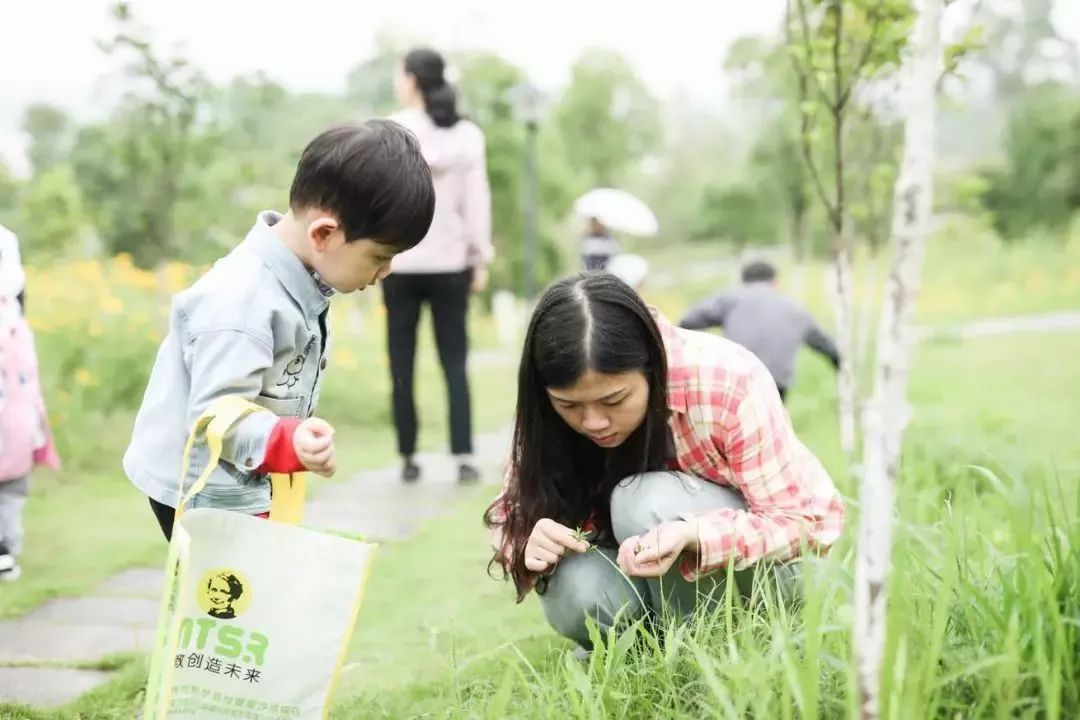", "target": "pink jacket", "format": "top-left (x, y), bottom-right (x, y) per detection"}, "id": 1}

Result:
top-left (0, 301), bottom-right (60, 481)
top-left (389, 109), bottom-right (494, 274)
